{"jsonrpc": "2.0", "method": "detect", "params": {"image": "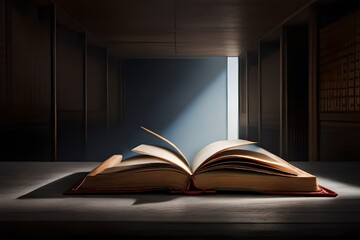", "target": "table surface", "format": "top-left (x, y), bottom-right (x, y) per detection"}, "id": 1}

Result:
top-left (1, 161), bottom-right (359, 239)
